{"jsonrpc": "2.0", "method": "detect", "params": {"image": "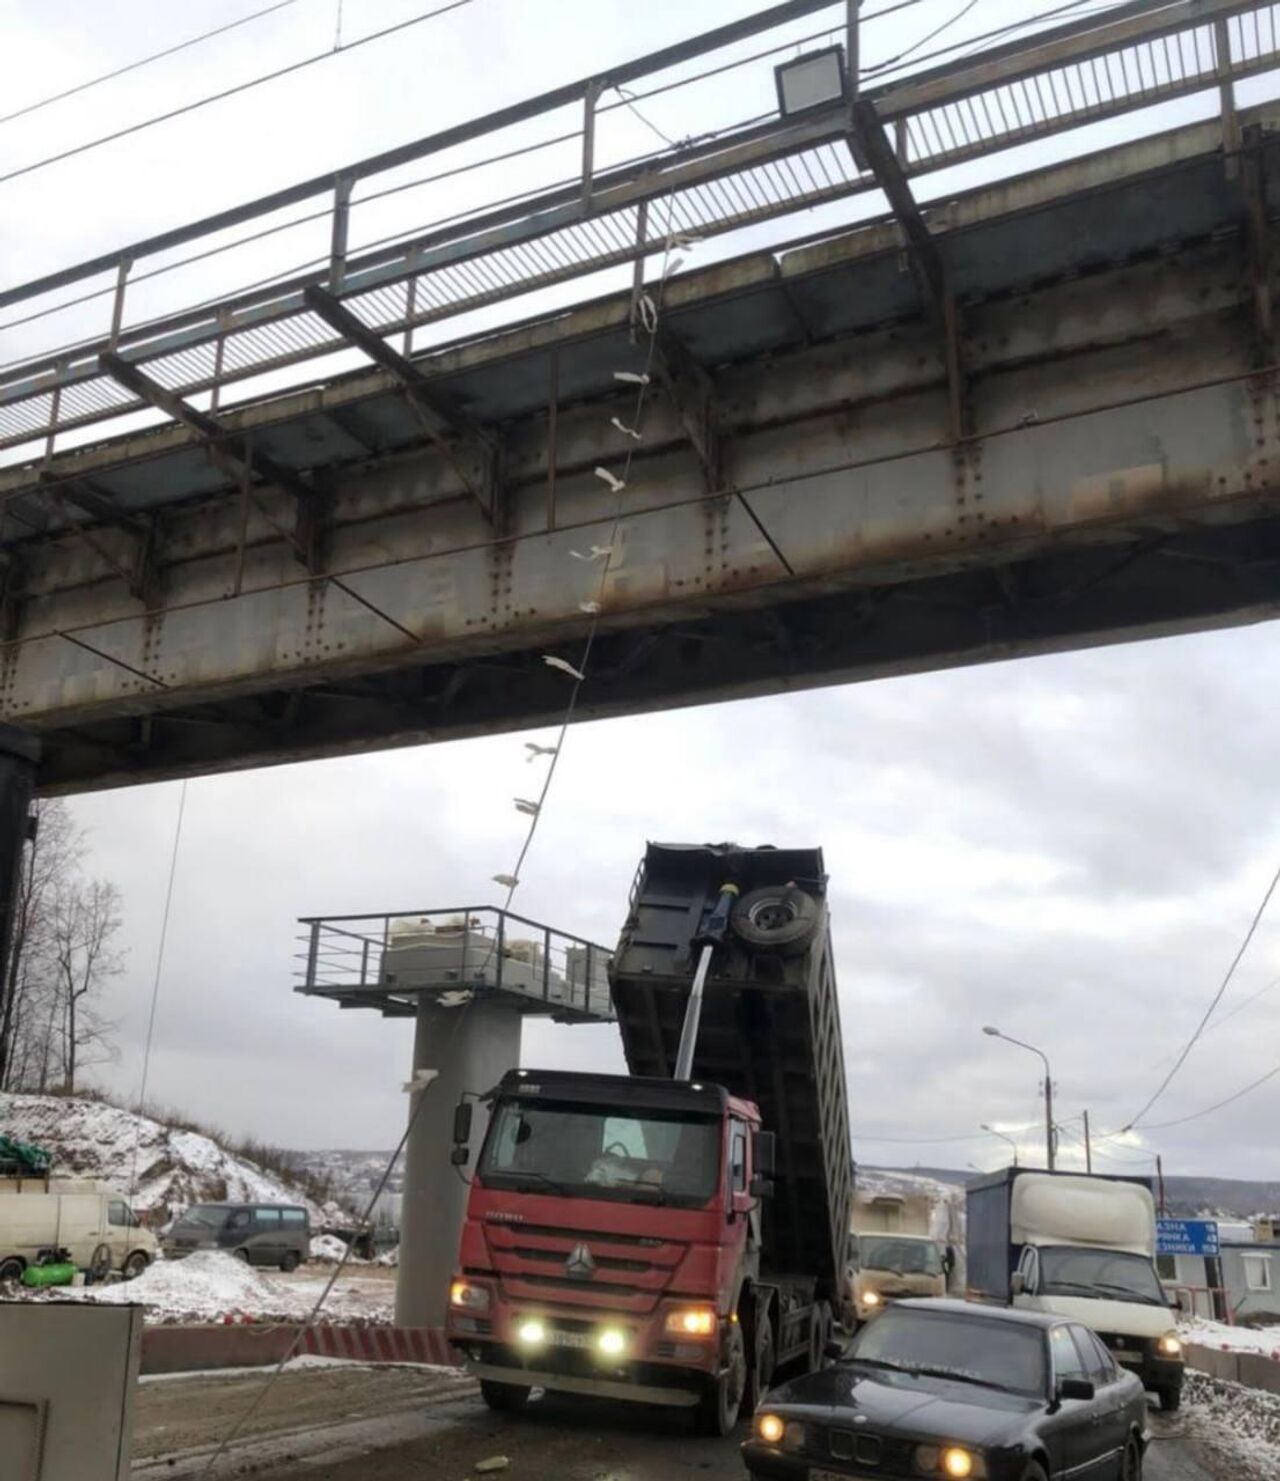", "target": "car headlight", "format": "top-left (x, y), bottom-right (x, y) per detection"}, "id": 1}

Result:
top-left (448, 1279), bottom-right (490, 1313)
top-left (1158, 1333), bottom-right (1183, 1357)
top-left (757, 1413), bottom-right (785, 1444)
top-left (916, 1446), bottom-right (987, 1479)
top-left (663, 1304), bottom-right (717, 1337)
top-left (942, 1450), bottom-right (974, 1479)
